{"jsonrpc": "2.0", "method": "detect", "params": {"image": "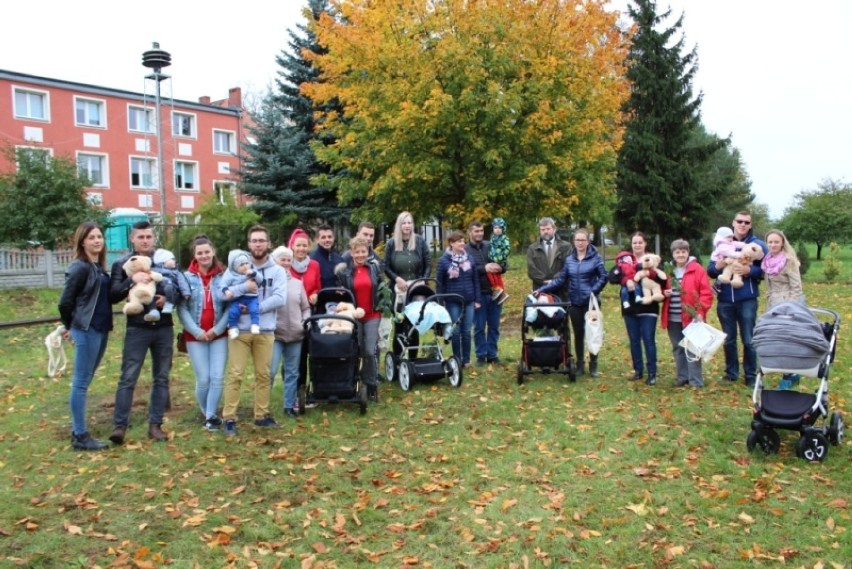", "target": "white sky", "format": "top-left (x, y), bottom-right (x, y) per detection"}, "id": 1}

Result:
top-left (2, 0), bottom-right (849, 219)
